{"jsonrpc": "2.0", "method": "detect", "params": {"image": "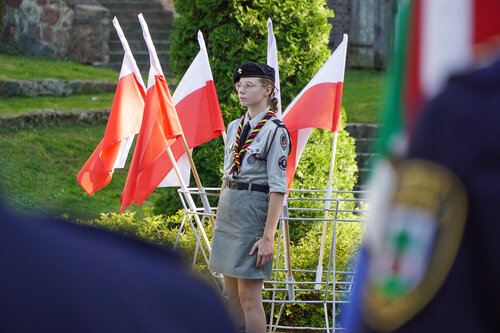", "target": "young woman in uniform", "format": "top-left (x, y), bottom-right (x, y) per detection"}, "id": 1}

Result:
top-left (208, 62), bottom-right (290, 333)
